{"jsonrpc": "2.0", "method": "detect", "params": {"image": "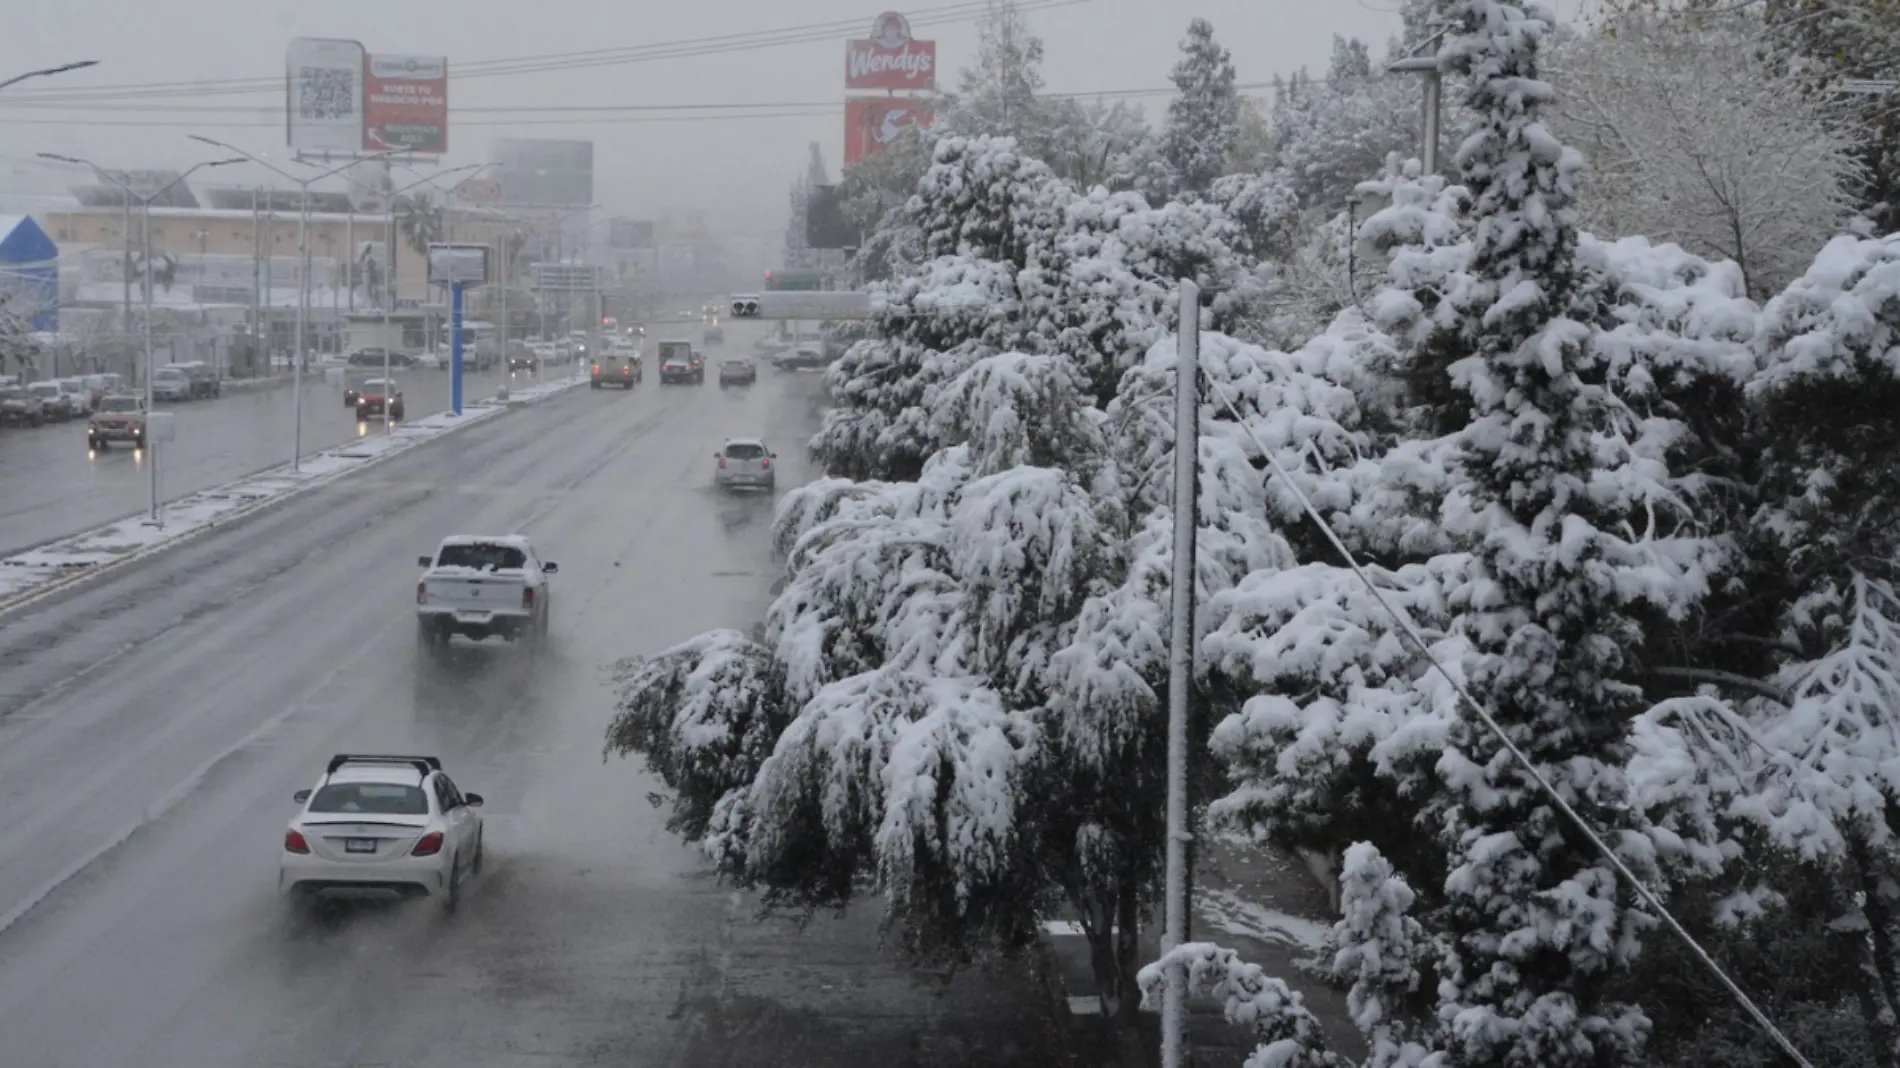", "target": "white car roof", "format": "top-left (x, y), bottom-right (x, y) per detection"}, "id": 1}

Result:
top-left (327, 764), bottom-right (431, 786)
top-left (723, 436), bottom-right (765, 448)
